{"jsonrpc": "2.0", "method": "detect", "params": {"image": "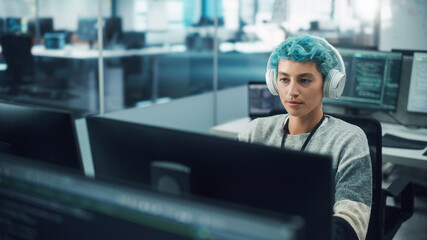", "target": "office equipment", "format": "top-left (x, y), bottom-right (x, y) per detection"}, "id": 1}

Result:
top-left (407, 52), bottom-right (427, 114)
top-left (382, 134), bottom-right (427, 150)
top-left (0, 152), bottom-right (303, 240)
top-left (77, 18), bottom-right (98, 48)
top-left (5, 17), bottom-right (22, 34)
top-left (86, 116), bottom-right (333, 240)
top-left (44, 32), bottom-right (66, 49)
top-left (27, 17), bottom-right (54, 39)
top-left (323, 49), bottom-right (402, 114)
top-left (0, 101), bottom-right (82, 172)
top-left (104, 17), bottom-right (122, 47)
top-left (0, 18), bottom-right (4, 36)
top-left (122, 31), bottom-right (145, 49)
top-left (0, 34), bottom-right (34, 92)
top-left (248, 81), bottom-right (284, 119)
